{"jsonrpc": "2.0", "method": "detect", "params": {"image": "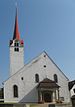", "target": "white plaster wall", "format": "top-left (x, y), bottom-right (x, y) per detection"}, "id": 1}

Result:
top-left (43, 53), bottom-right (70, 102)
top-left (4, 52), bottom-right (70, 103)
top-left (10, 47), bottom-right (24, 76)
